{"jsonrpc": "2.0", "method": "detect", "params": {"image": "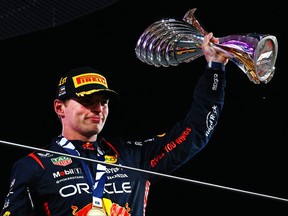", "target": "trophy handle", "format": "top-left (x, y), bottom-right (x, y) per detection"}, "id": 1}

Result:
top-left (135, 8), bottom-right (278, 84)
top-left (183, 8), bottom-right (208, 36)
